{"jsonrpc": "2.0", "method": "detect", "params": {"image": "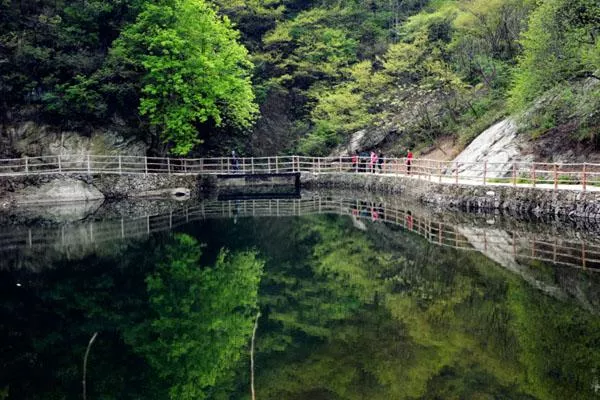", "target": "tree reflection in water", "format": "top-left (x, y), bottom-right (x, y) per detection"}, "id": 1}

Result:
top-left (1, 208), bottom-right (600, 399)
top-left (125, 233), bottom-right (264, 400)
